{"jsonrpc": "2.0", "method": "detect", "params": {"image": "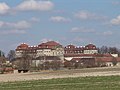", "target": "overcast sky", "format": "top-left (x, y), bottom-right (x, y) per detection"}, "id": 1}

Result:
top-left (0, 0), bottom-right (120, 53)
